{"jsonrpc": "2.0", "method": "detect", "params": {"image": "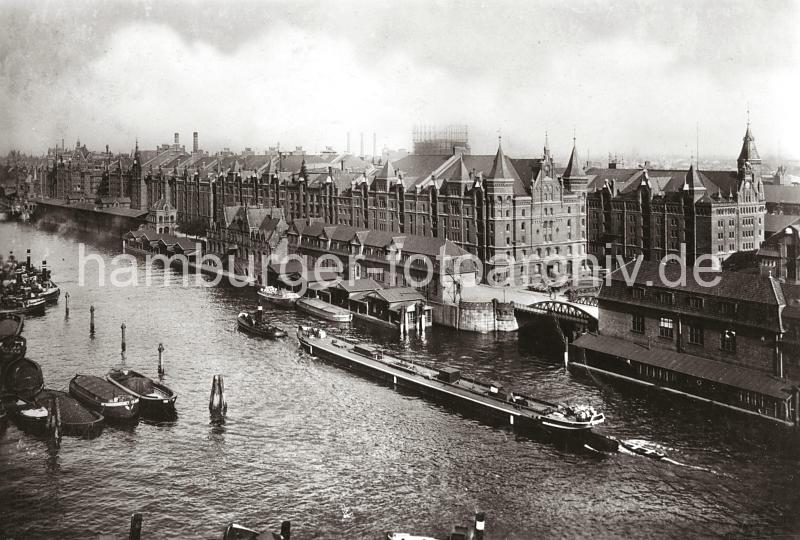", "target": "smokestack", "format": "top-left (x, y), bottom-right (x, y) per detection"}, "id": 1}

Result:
top-left (174, 132), bottom-right (179, 145)
top-left (347, 132), bottom-right (351, 154)
top-left (193, 132), bottom-right (198, 153)
top-left (372, 132), bottom-right (376, 163)
top-left (360, 132), bottom-right (364, 159)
